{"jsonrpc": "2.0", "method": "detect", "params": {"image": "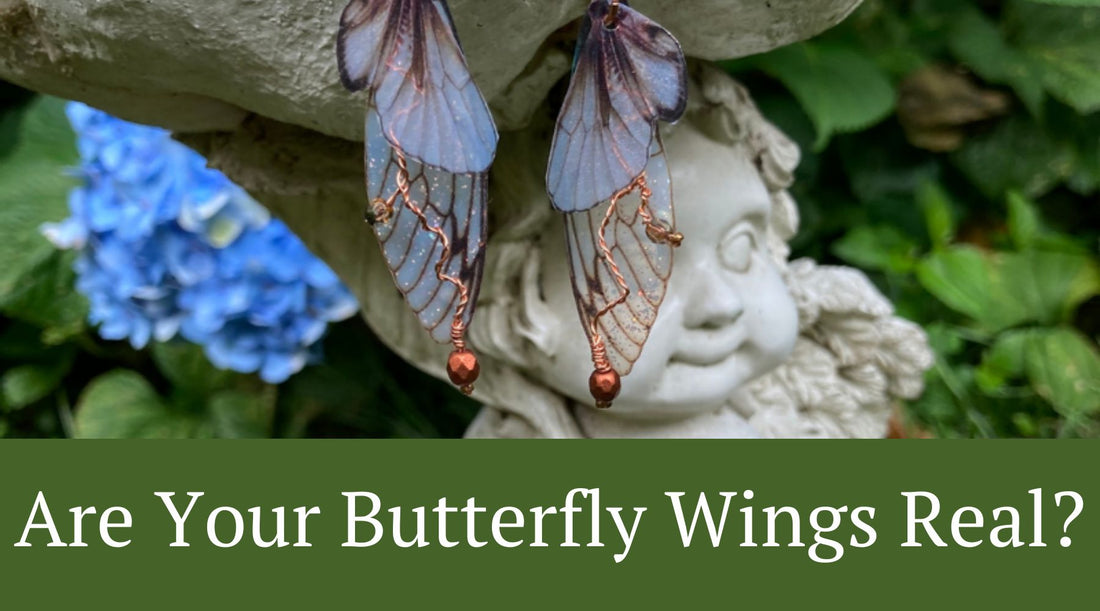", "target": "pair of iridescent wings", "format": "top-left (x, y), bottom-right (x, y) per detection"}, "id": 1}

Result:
top-left (337, 0), bottom-right (687, 407)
